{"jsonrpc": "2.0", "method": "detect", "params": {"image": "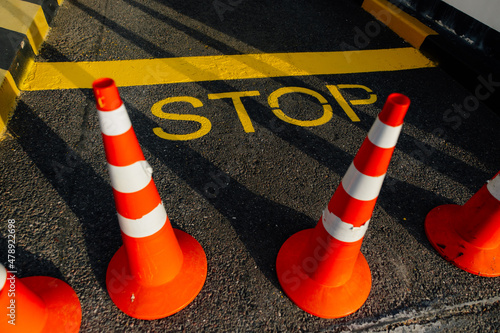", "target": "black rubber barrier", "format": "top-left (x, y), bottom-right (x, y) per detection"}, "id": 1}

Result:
top-left (420, 34), bottom-right (500, 117)
top-left (358, 0), bottom-right (500, 116)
